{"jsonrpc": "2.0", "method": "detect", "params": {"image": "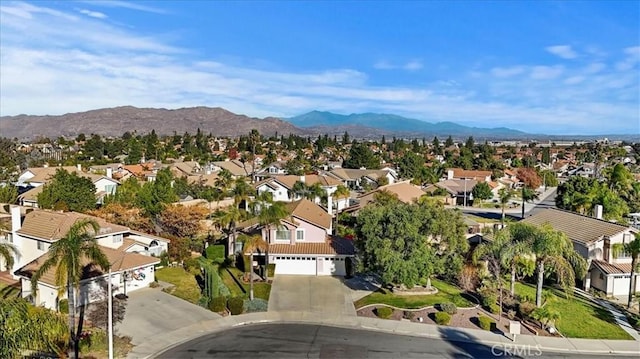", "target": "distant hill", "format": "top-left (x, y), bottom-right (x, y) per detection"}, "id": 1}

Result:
top-left (0, 106), bottom-right (300, 139)
top-left (288, 111), bottom-right (528, 138)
